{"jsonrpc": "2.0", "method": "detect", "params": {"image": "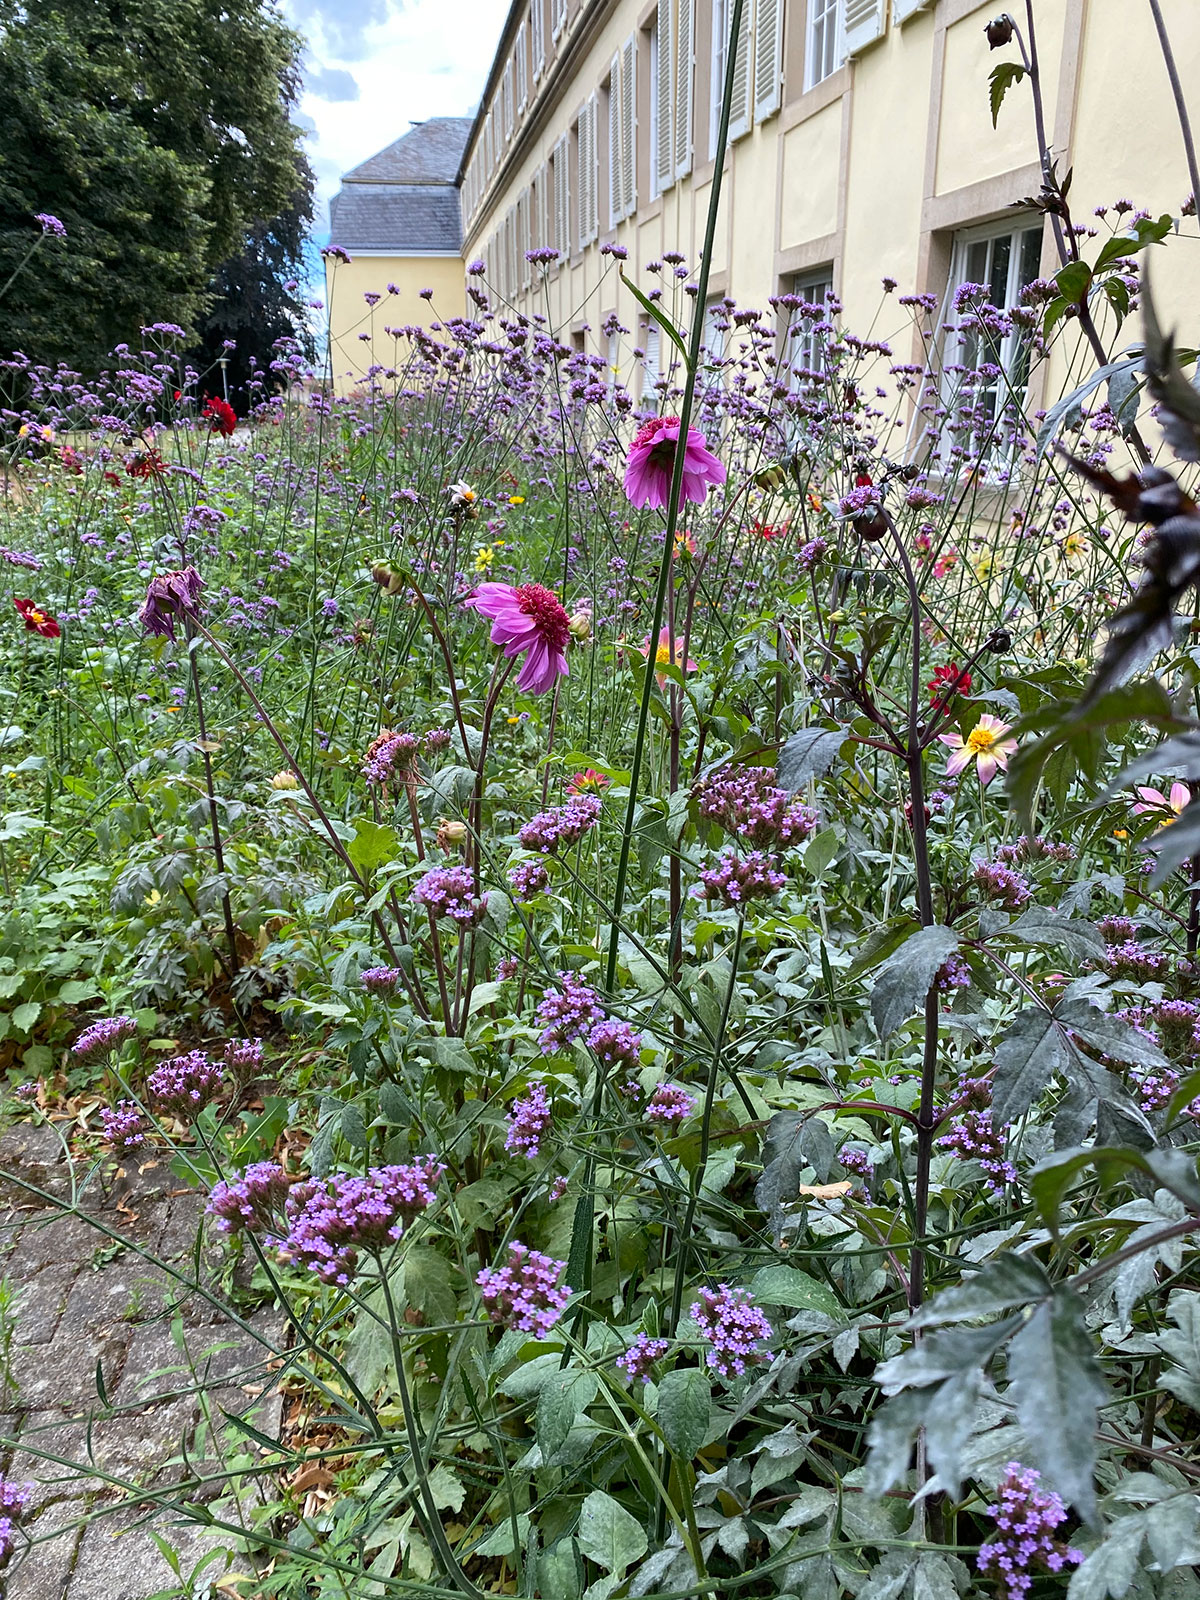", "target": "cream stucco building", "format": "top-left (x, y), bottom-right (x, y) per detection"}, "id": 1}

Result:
top-left (329, 1), bottom-right (1200, 401)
